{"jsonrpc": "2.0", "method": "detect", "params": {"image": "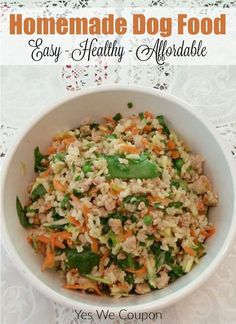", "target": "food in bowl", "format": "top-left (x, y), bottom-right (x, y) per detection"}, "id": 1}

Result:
top-left (17, 111), bottom-right (218, 297)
